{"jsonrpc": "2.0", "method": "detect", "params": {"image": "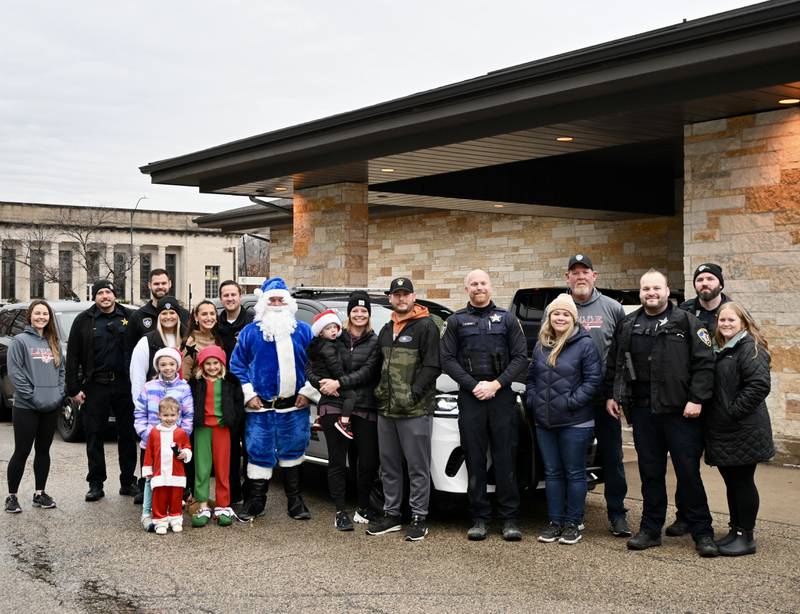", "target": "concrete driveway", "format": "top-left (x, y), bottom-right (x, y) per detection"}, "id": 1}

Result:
top-left (0, 423), bottom-right (797, 613)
